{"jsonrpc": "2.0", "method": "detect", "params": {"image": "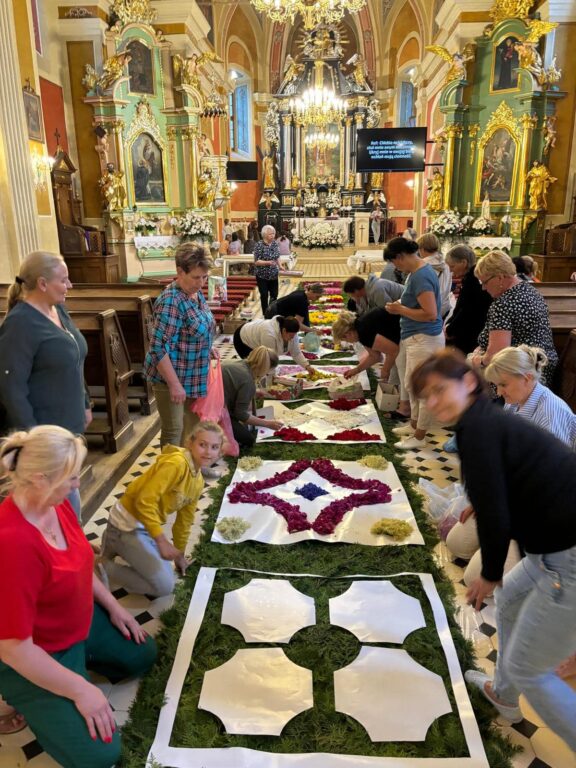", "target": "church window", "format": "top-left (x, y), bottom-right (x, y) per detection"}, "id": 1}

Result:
top-left (228, 71), bottom-right (252, 157)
